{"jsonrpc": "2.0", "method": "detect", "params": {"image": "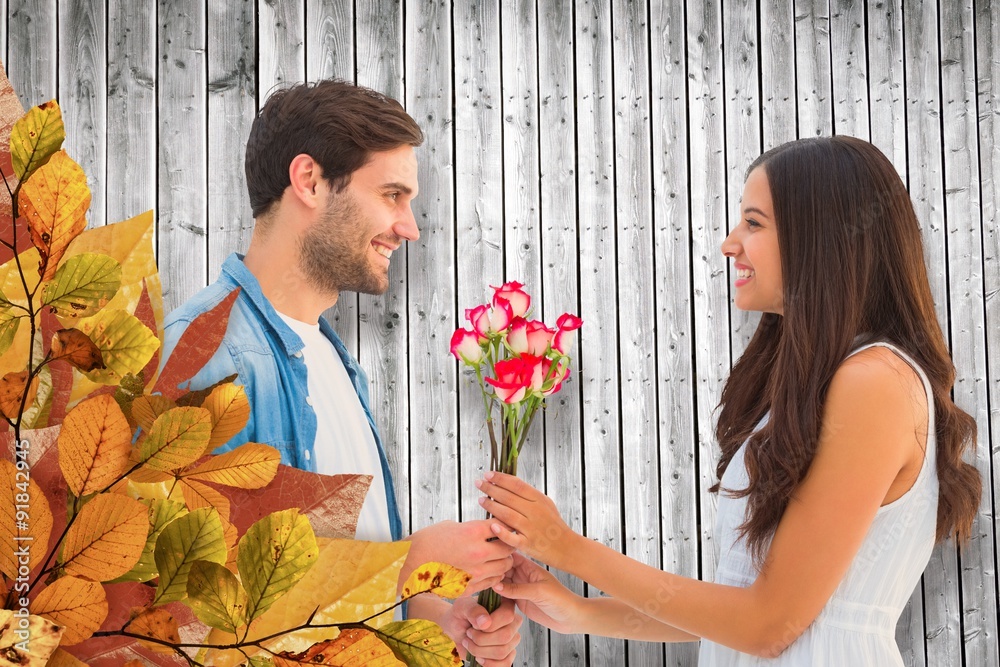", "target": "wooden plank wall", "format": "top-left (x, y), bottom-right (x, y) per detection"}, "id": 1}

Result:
top-left (4, 1), bottom-right (998, 665)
